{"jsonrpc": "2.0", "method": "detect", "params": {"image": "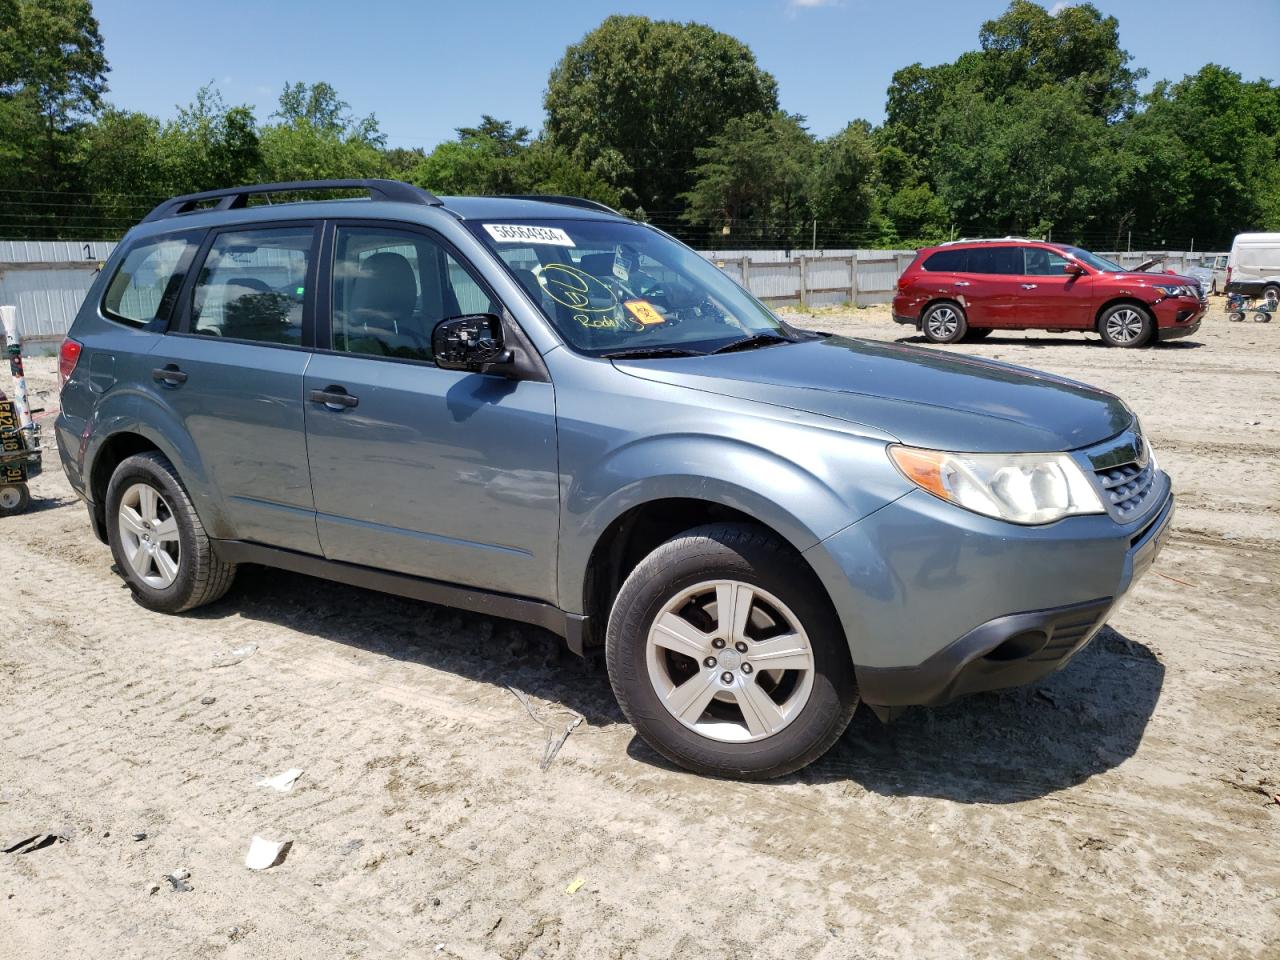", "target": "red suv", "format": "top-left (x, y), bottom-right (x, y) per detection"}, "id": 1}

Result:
top-left (893, 239), bottom-right (1206, 347)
